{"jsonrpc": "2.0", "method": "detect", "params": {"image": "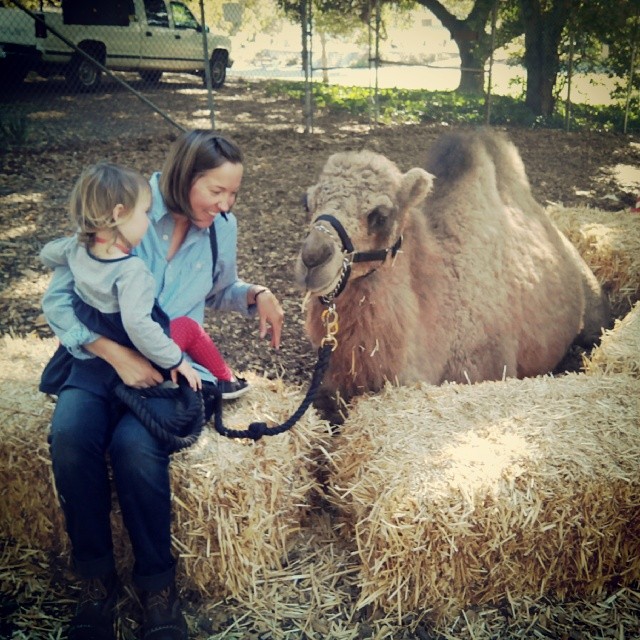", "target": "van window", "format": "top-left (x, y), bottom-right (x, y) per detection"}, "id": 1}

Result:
top-left (171, 2), bottom-right (199, 30)
top-left (144, 0), bottom-right (169, 27)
